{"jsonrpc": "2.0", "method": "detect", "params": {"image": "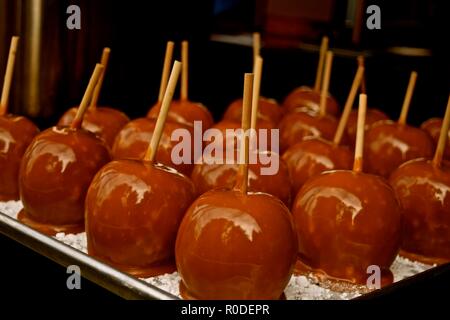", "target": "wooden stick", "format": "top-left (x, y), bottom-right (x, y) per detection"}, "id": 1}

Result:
top-left (398, 71), bottom-right (418, 125)
top-left (313, 36), bottom-right (329, 92)
top-left (357, 55), bottom-right (367, 94)
top-left (144, 61), bottom-right (182, 162)
top-left (333, 65), bottom-right (365, 145)
top-left (319, 51), bottom-right (333, 117)
top-left (0, 36), bottom-right (19, 116)
top-left (432, 94), bottom-right (450, 167)
top-left (181, 40), bottom-right (188, 101)
top-left (71, 64), bottom-right (104, 129)
top-left (251, 56), bottom-right (263, 130)
top-left (235, 73), bottom-right (253, 194)
top-left (90, 47), bottom-right (111, 109)
top-left (253, 32), bottom-right (261, 70)
top-left (353, 94), bottom-right (367, 172)
top-left (158, 41), bottom-right (175, 102)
